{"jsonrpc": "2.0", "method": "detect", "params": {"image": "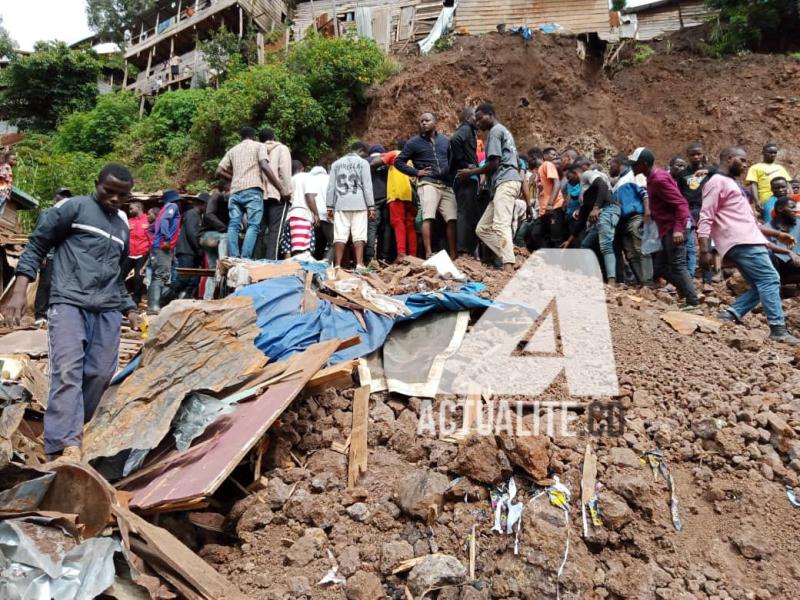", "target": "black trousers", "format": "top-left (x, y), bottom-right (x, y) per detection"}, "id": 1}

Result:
top-left (314, 221), bottom-right (335, 261)
top-left (34, 258), bottom-right (54, 319)
top-left (121, 255), bottom-right (148, 307)
top-left (455, 179), bottom-right (480, 255)
top-left (654, 229), bottom-right (699, 304)
top-left (256, 198), bottom-right (289, 260)
top-left (366, 199), bottom-right (393, 263)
